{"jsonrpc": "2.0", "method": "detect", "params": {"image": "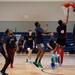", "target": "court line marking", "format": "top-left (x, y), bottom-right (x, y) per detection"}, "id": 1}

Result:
top-left (41, 65), bottom-right (75, 75)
